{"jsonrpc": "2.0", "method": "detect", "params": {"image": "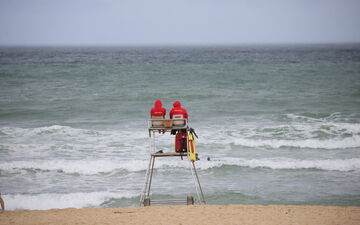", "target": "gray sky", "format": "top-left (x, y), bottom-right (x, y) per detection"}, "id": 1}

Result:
top-left (1, 0), bottom-right (360, 46)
